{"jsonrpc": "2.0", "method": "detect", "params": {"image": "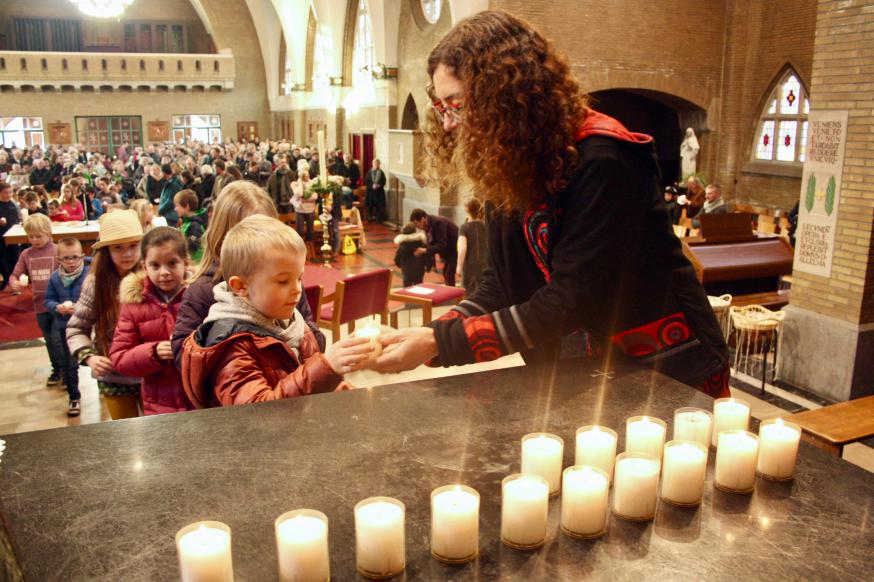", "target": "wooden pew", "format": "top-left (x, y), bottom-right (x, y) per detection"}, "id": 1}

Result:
top-left (788, 396), bottom-right (874, 457)
top-left (682, 236), bottom-right (795, 297)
